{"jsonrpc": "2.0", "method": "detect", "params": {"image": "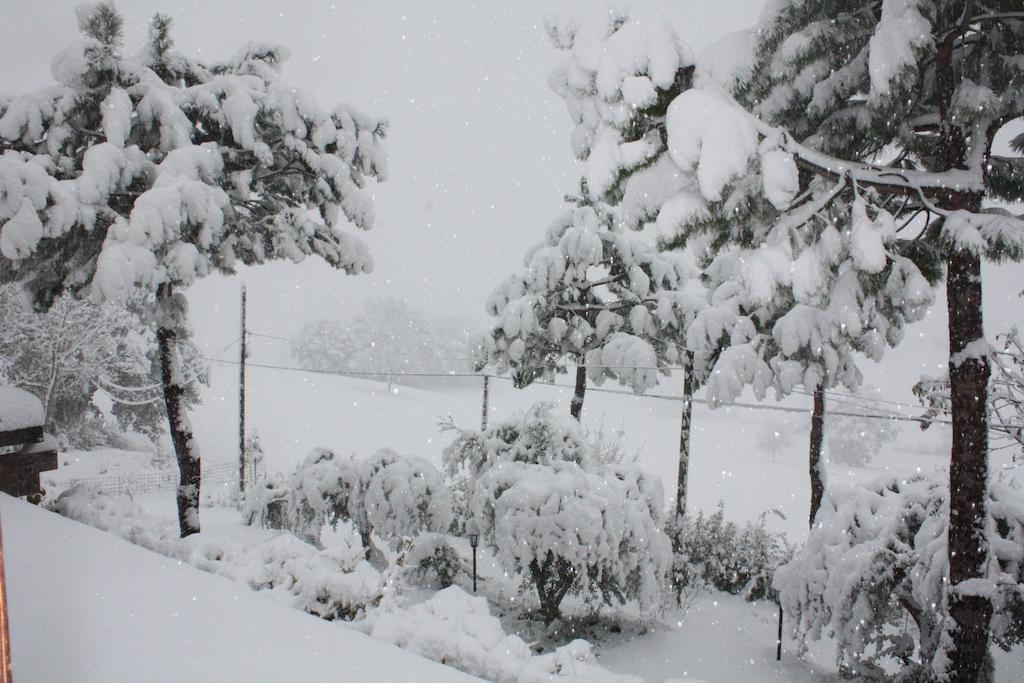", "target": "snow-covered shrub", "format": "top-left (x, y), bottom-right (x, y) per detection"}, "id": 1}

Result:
top-left (669, 503), bottom-right (790, 604)
top-left (365, 586), bottom-right (640, 683)
top-left (247, 446), bottom-right (453, 557)
top-left (243, 476), bottom-right (291, 531)
top-left (284, 447), bottom-right (362, 546)
top-left (355, 448), bottom-right (454, 552)
top-left (444, 402), bottom-right (670, 623)
top-left (404, 533), bottom-right (462, 589)
top-left (774, 475), bottom-right (1024, 680)
top-left (584, 417), bottom-right (640, 466)
top-left (56, 483), bottom-right (383, 621)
